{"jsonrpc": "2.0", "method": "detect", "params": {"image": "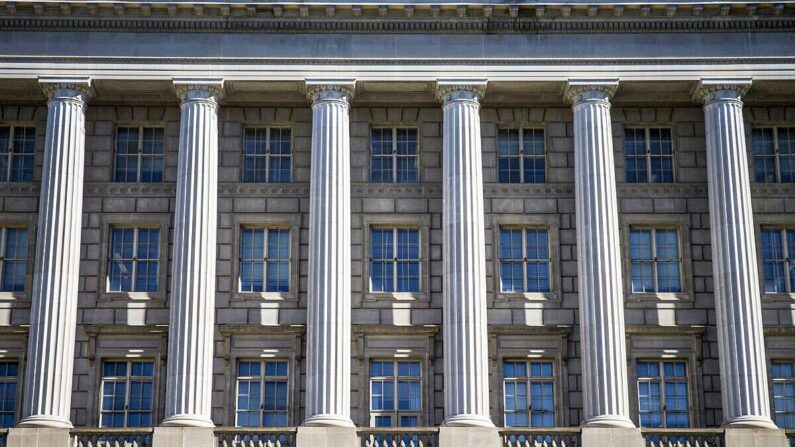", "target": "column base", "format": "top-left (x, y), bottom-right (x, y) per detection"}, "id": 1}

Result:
top-left (724, 415), bottom-right (779, 429)
top-left (7, 427), bottom-right (71, 447)
top-left (302, 414), bottom-right (355, 428)
top-left (438, 426), bottom-right (501, 447)
top-left (16, 415), bottom-right (73, 429)
top-left (442, 413), bottom-right (496, 428)
top-left (724, 427), bottom-right (789, 447)
top-left (152, 426), bottom-right (215, 447)
top-left (296, 426), bottom-right (358, 447)
top-left (580, 426), bottom-right (643, 447)
top-left (161, 414), bottom-right (215, 428)
top-left (582, 414), bottom-right (636, 428)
